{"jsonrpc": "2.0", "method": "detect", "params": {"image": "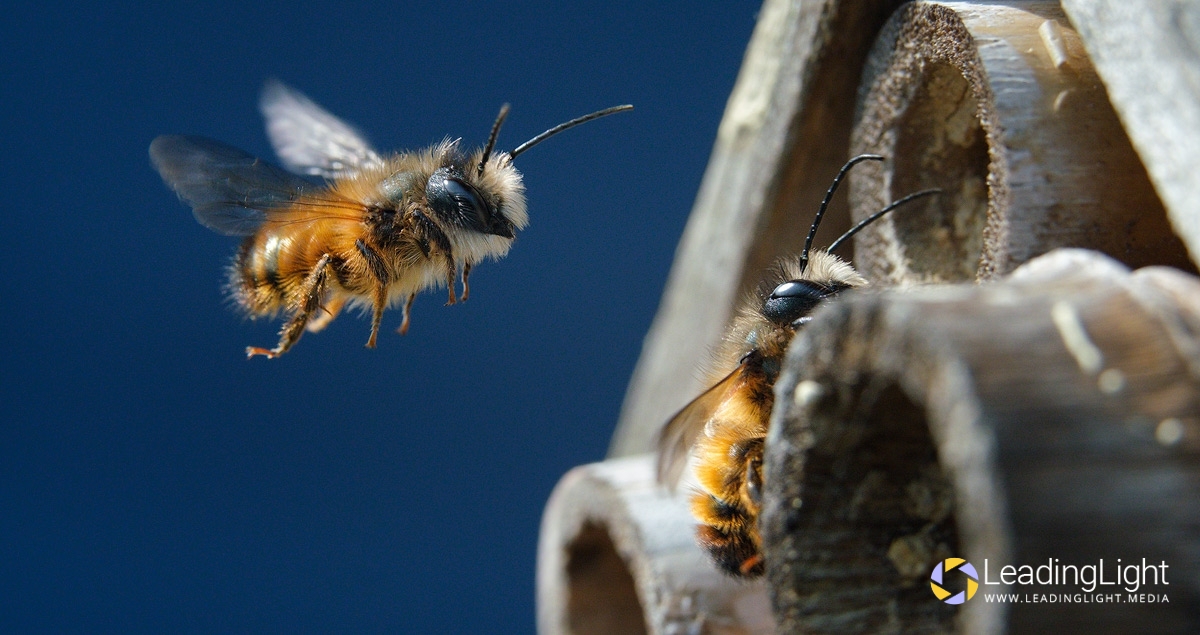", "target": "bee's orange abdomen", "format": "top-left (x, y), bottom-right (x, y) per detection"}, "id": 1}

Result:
top-left (693, 500), bottom-right (765, 577)
top-left (688, 365), bottom-right (772, 578)
top-left (229, 218), bottom-right (359, 316)
top-left (230, 232), bottom-right (287, 314)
